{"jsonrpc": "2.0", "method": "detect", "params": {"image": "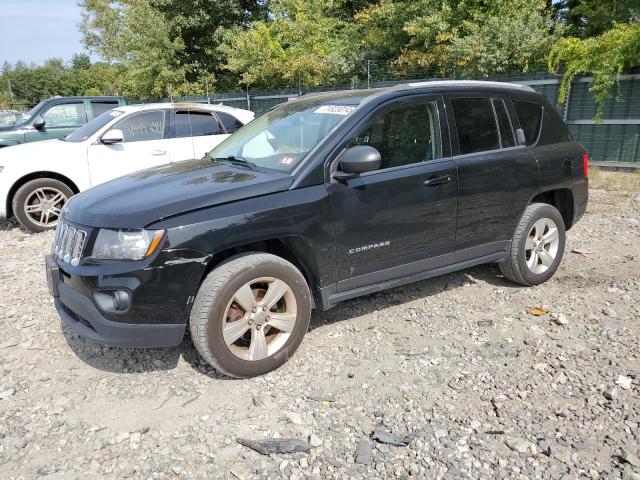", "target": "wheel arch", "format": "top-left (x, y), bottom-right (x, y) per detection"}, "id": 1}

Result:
top-left (529, 188), bottom-right (575, 229)
top-left (6, 171), bottom-right (80, 219)
top-left (197, 236), bottom-right (321, 308)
